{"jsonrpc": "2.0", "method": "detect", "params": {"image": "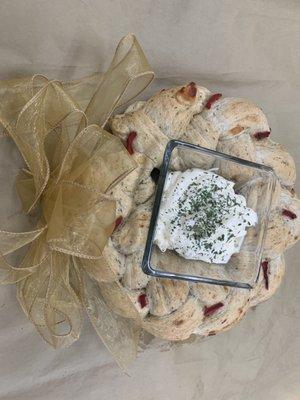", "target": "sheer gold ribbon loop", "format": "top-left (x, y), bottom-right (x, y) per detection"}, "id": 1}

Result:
top-left (0, 231), bottom-right (49, 284)
top-left (85, 33), bottom-right (154, 127)
top-left (0, 34), bottom-right (153, 366)
top-left (17, 252), bottom-right (83, 348)
top-left (0, 226), bottom-right (45, 256)
top-left (14, 80), bottom-right (85, 213)
top-left (44, 182), bottom-right (117, 259)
